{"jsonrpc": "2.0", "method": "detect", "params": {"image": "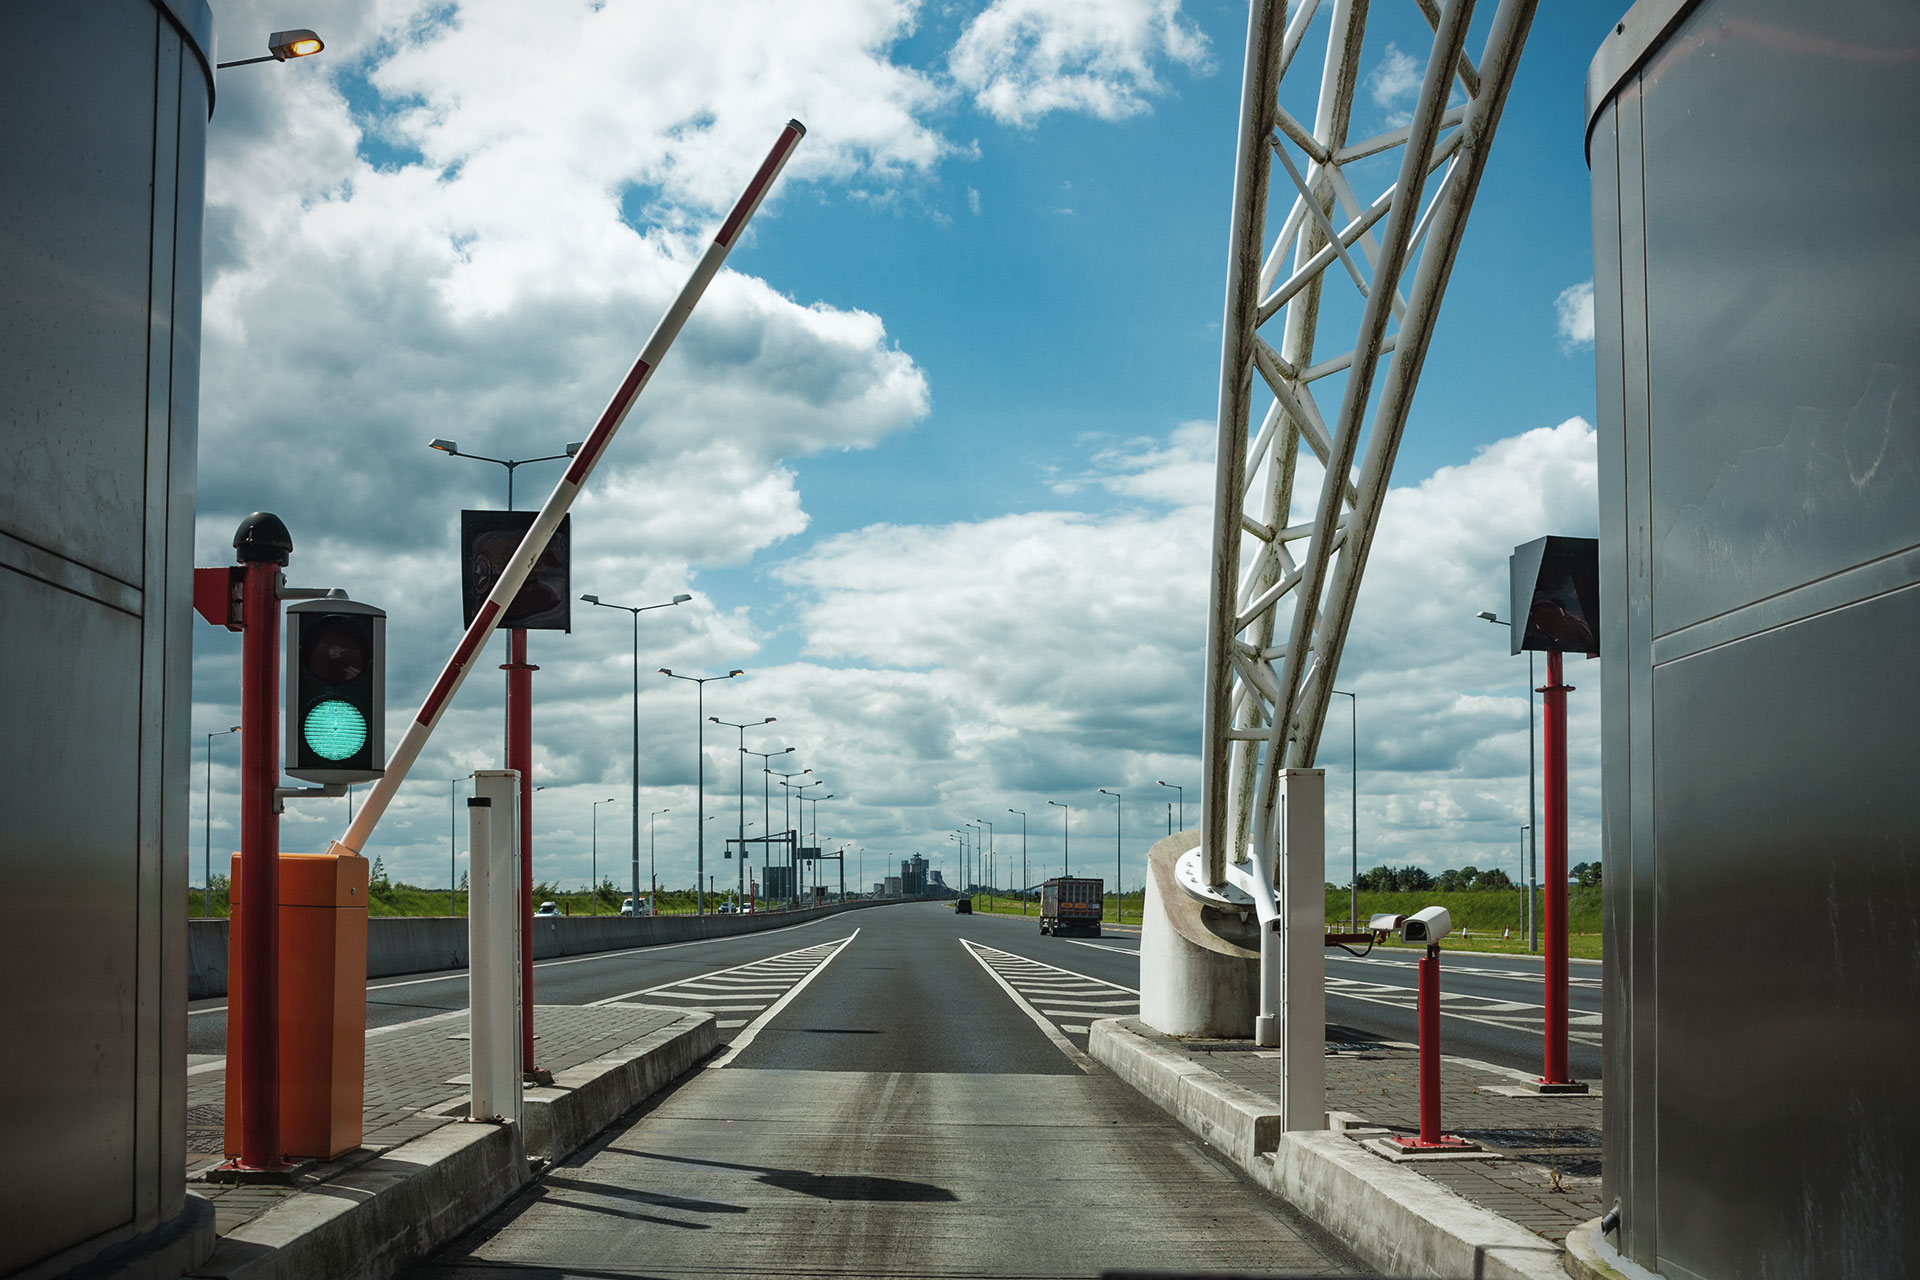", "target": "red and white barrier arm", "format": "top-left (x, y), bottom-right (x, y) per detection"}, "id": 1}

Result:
top-left (331, 119), bottom-right (807, 858)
